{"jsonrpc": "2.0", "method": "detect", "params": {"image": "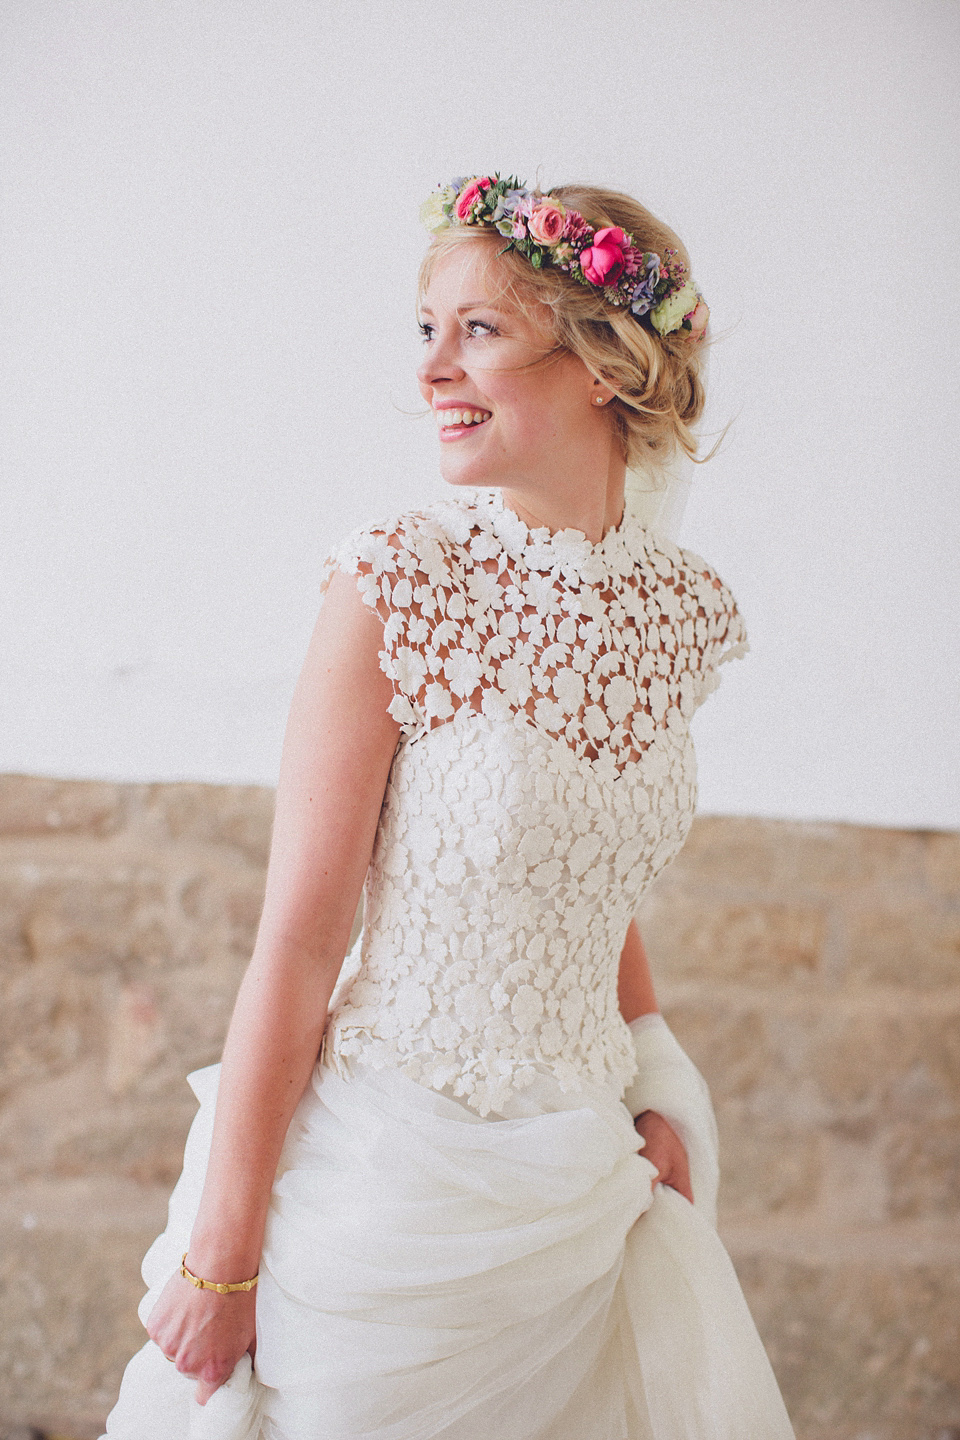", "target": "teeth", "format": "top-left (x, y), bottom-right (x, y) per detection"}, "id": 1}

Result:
top-left (438, 409), bottom-right (490, 428)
